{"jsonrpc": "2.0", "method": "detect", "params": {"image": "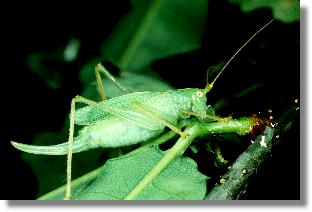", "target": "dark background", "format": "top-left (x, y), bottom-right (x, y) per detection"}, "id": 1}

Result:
top-left (0, 0), bottom-right (300, 200)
